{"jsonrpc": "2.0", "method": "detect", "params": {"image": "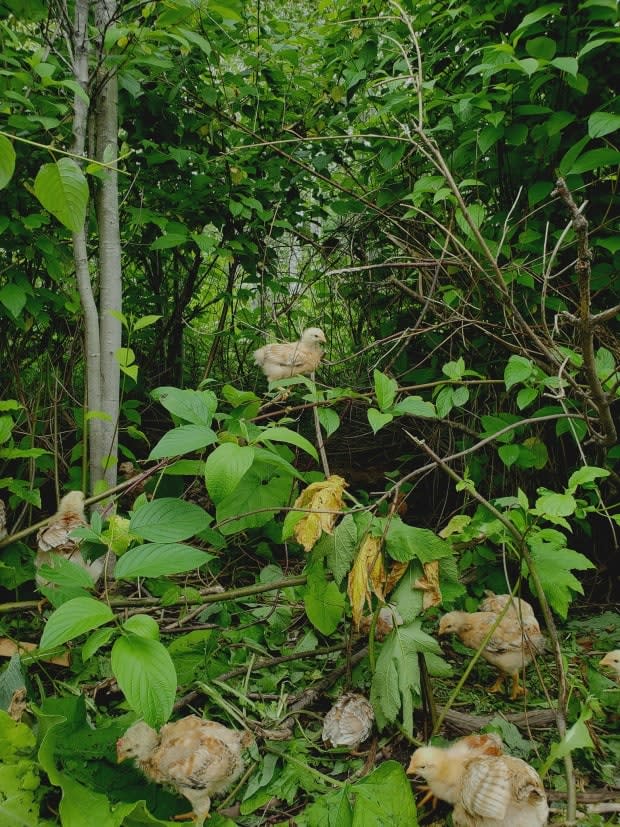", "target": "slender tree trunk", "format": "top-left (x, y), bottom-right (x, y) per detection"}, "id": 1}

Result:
top-left (69, 0), bottom-right (104, 495)
top-left (94, 0), bottom-right (122, 490)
